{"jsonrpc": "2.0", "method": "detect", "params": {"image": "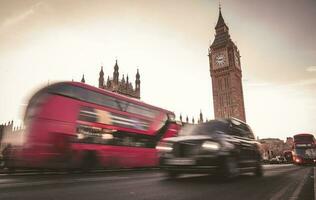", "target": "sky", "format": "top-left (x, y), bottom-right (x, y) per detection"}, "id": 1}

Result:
top-left (0, 0), bottom-right (315, 140)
